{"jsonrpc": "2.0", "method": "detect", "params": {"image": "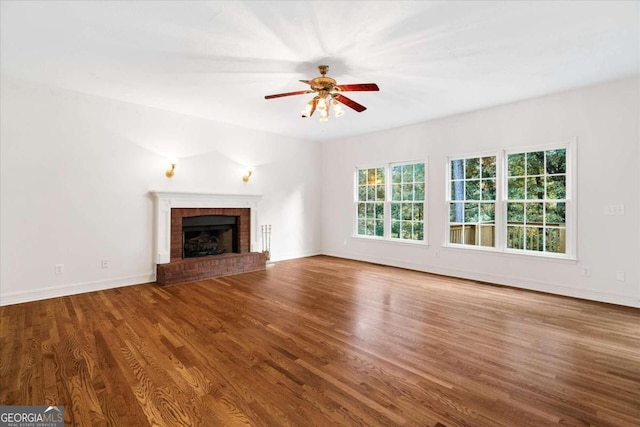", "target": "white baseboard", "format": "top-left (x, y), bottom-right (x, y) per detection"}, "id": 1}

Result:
top-left (321, 250), bottom-right (640, 308)
top-left (0, 272), bottom-right (156, 306)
